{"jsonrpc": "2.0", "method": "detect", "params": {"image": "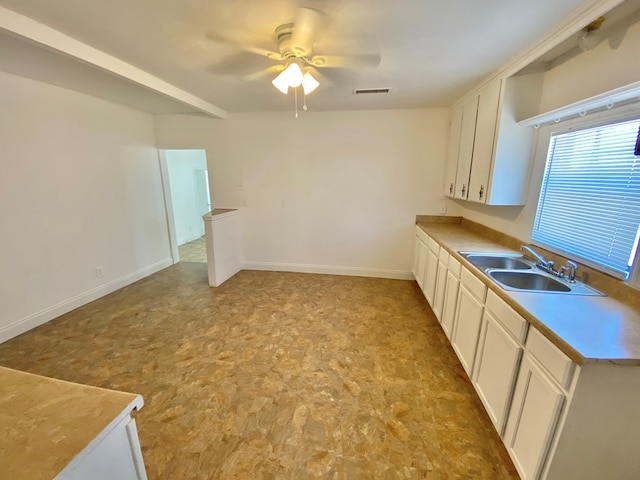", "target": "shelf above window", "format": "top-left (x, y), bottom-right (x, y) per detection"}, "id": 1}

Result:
top-left (518, 80), bottom-right (640, 128)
